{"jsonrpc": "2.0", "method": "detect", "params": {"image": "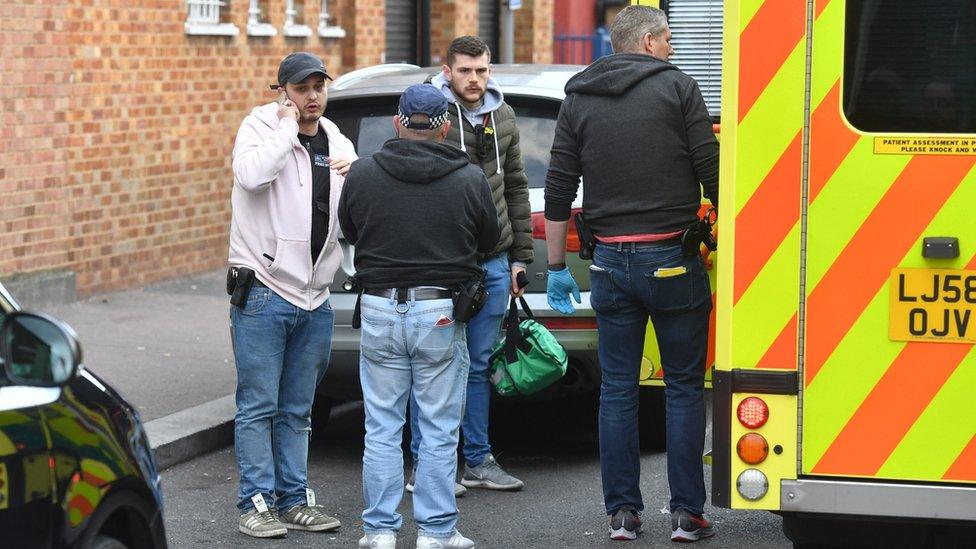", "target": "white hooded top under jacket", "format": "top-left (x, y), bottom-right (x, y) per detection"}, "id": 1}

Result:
top-left (229, 102), bottom-right (356, 311)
